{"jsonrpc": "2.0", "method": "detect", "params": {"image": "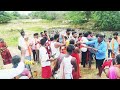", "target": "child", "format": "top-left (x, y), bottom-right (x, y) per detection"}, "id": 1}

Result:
top-left (39, 38), bottom-right (54, 79)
